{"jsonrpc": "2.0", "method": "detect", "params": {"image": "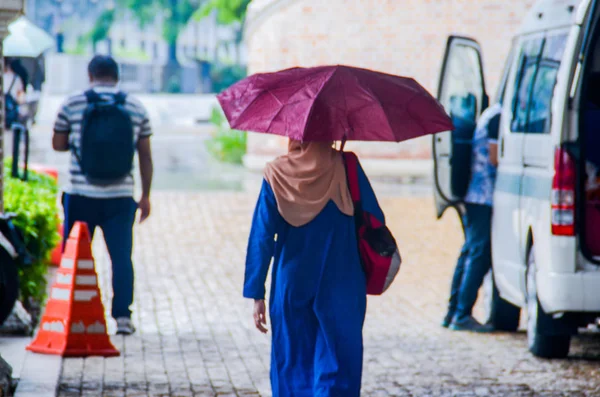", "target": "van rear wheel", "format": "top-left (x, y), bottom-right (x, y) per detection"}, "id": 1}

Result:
top-left (526, 247), bottom-right (571, 359)
top-left (485, 272), bottom-right (521, 332)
